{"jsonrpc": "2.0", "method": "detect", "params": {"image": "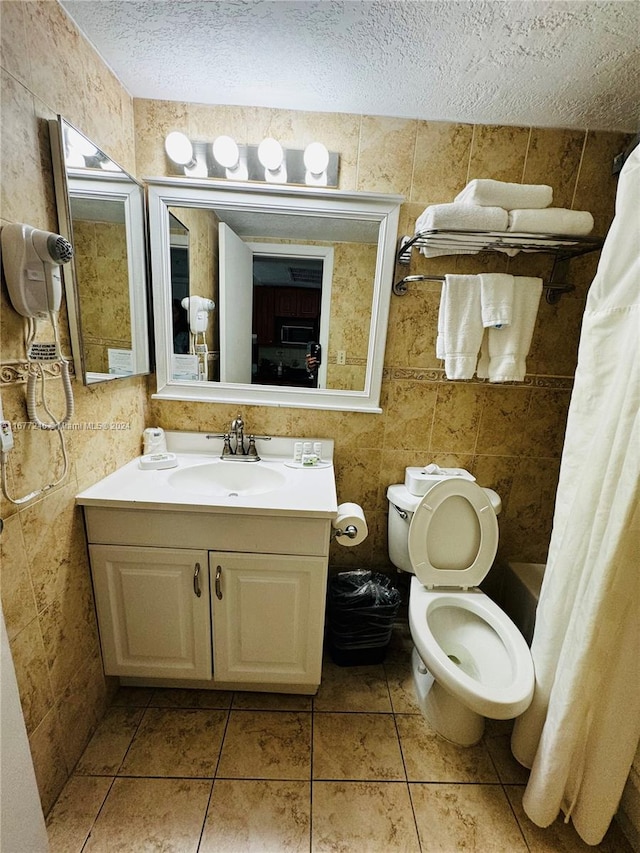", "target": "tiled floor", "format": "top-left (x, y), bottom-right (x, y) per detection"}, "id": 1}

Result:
top-left (46, 628), bottom-right (632, 853)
